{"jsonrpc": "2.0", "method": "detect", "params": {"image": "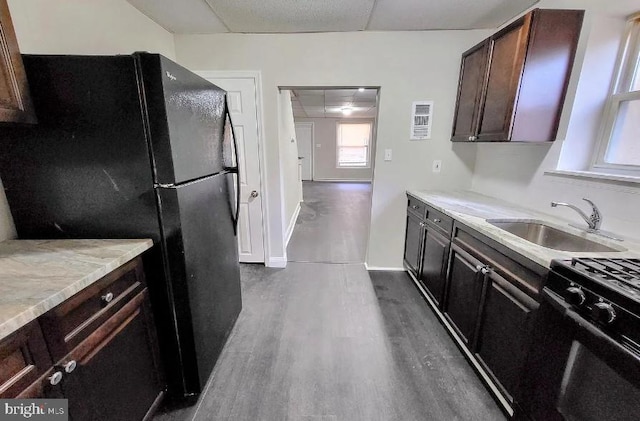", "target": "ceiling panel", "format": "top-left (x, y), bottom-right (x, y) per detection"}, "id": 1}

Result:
top-left (367, 0), bottom-right (539, 30)
top-left (127, 0), bottom-right (229, 33)
top-left (292, 88), bottom-right (378, 119)
top-left (204, 0), bottom-right (376, 33)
